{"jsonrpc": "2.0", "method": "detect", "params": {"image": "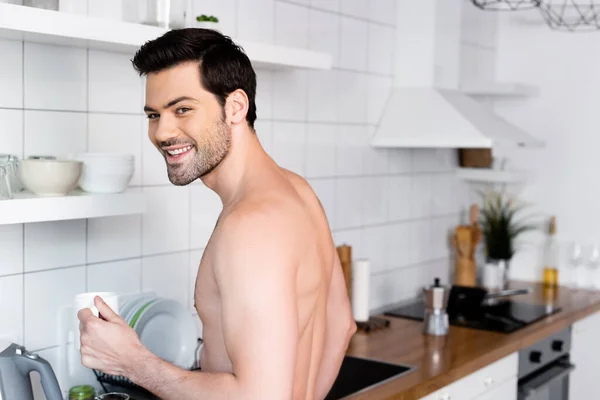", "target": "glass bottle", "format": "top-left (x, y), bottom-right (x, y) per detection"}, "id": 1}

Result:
top-left (68, 385), bottom-right (96, 400)
top-left (543, 216), bottom-right (559, 287)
